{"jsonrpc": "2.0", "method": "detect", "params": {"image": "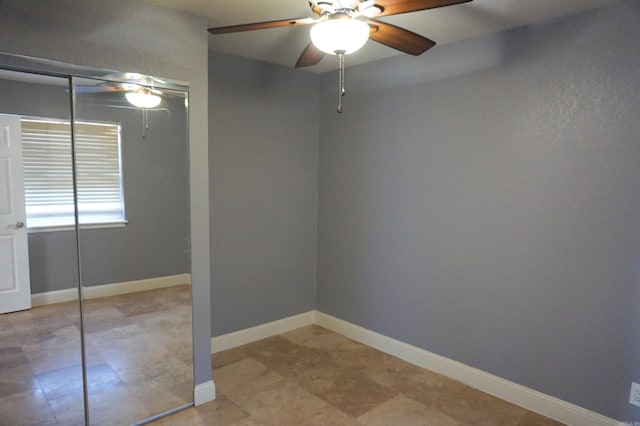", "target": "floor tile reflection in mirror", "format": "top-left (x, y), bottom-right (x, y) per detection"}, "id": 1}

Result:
top-left (0, 284), bottom-right (193, 425)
